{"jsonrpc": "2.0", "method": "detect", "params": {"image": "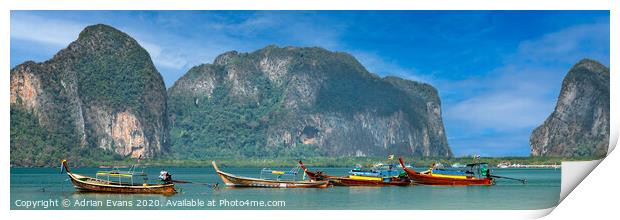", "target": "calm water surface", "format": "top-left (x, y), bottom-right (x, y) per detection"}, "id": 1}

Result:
top-left (10, 167), bottom-right (560, 210)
